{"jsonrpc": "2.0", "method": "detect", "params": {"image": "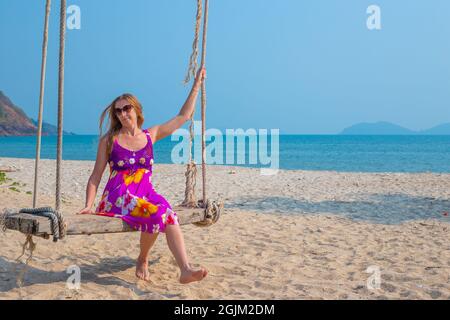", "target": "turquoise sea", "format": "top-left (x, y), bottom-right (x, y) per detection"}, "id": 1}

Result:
top-left (0, 135), bottom-right (449, 173)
